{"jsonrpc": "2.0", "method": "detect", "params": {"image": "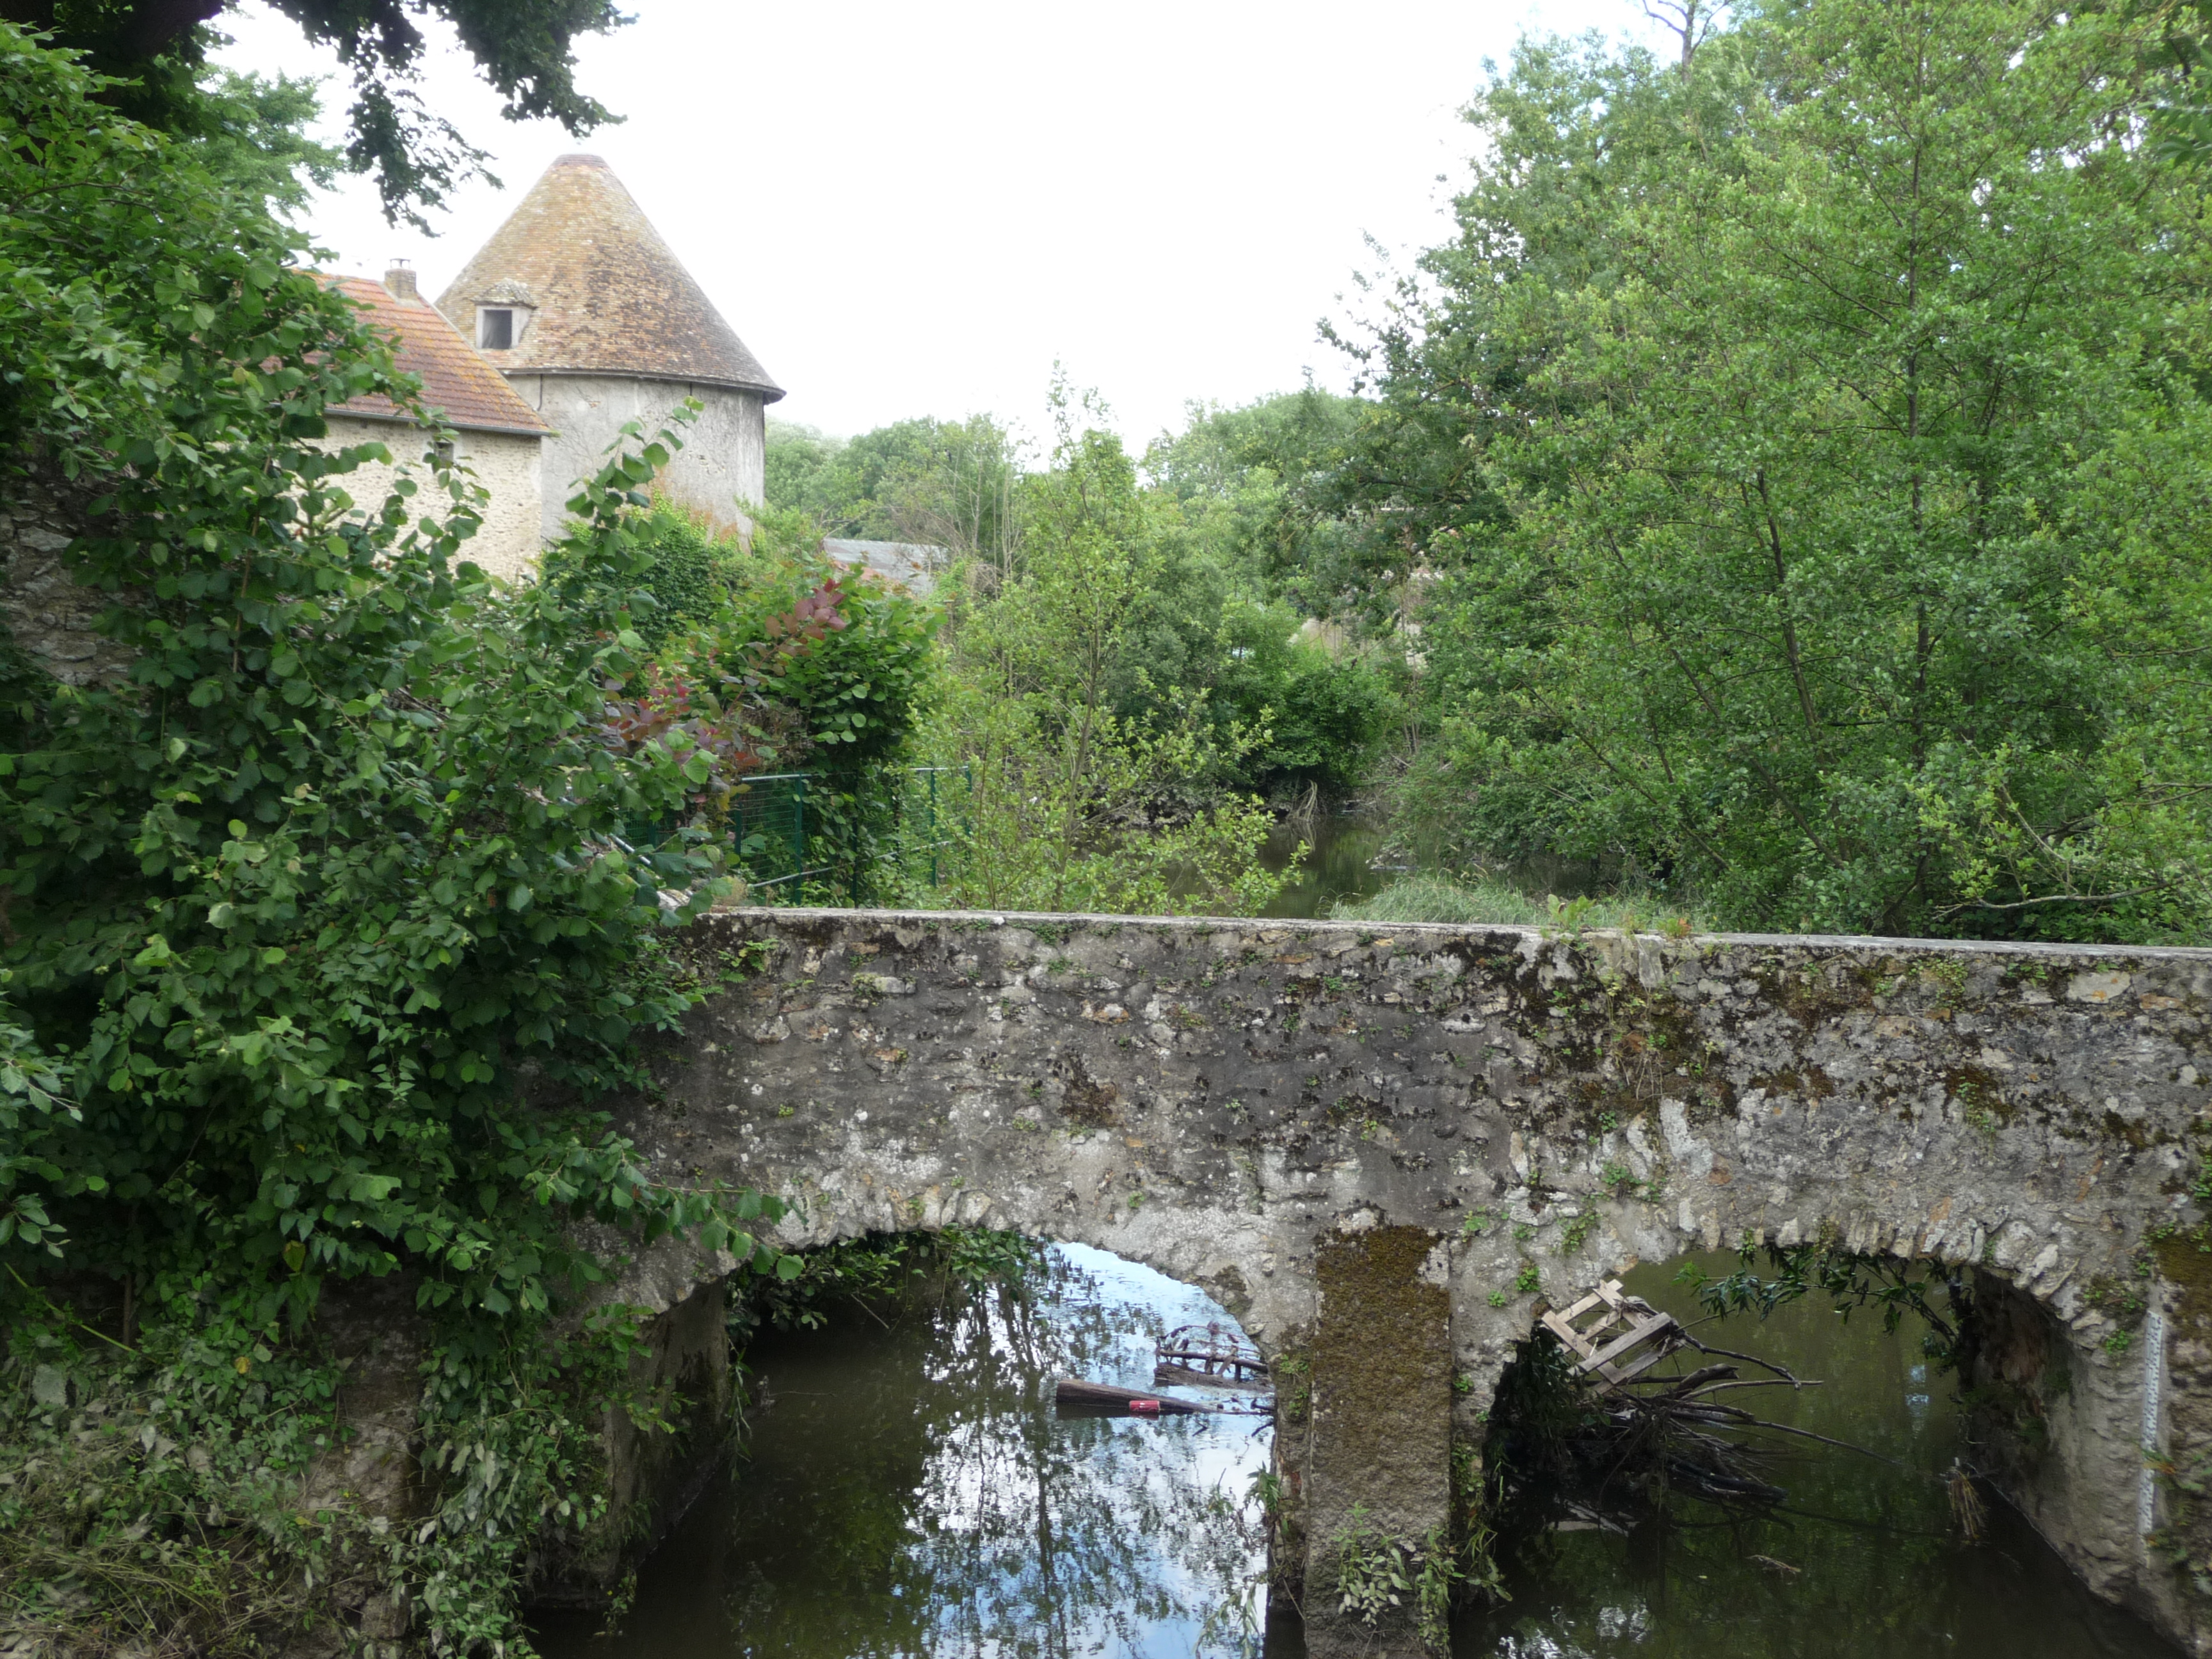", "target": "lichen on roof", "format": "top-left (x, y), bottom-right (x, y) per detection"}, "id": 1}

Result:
top-left (317, 275), bottom-right (550, 438)
top-left (434, 155), bottom-right (783, 400)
